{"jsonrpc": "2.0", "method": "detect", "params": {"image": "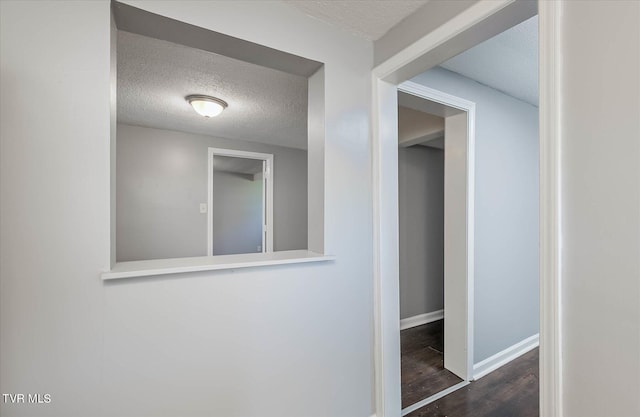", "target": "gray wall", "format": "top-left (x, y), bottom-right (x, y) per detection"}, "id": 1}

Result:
top-left (412, 67), bottom-right (539, 362)
top-left (212, 170), bottom-right (263, 256)
top-left (0, 2), bottom-right (374, 416)
top-left (116, 123), bottom-right (307, 261)
top-left (398, 146), bottom-right (444, 319)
